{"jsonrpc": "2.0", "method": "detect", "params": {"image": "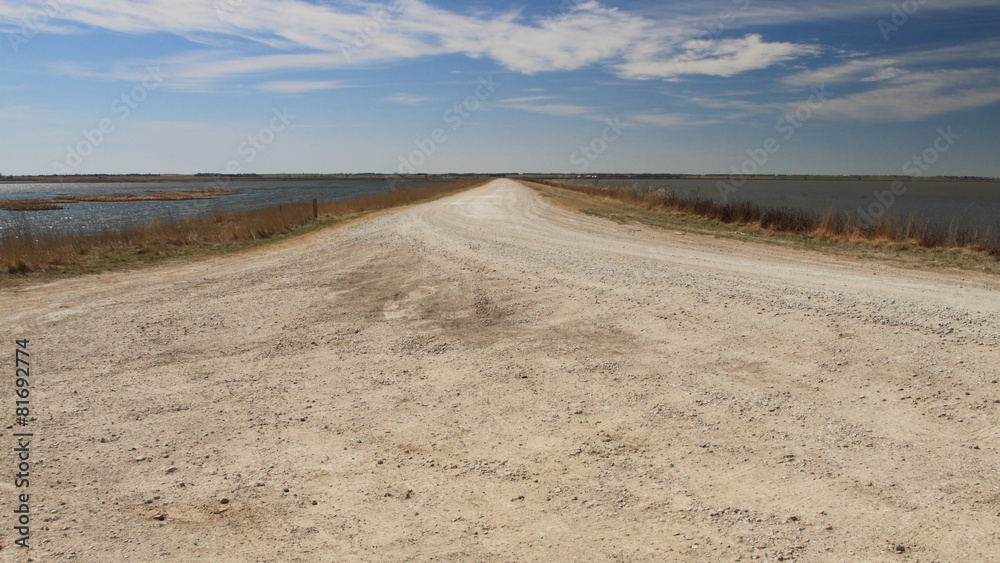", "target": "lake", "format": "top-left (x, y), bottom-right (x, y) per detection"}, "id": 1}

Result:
top-left (0, 178), bottom-right (426, 238)
top-left (566, 178), bottom-right (1000, 236)
top-left (3, 176), bottom-right (999, 241)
